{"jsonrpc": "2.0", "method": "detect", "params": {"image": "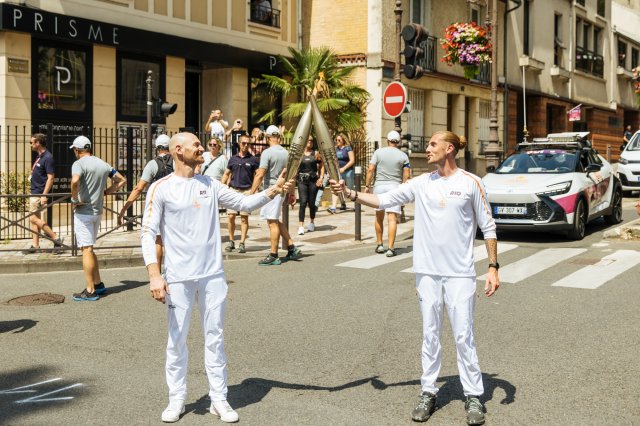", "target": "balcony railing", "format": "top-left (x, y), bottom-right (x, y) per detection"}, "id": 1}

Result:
top-left (249, 3), bottom-right (280, 28)
top-left (575, 46), bottom-right (604, 78)
top-left (474, 61), bottom-right (491, 84)
top-left (418, 35), bottom-right (438, 73)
